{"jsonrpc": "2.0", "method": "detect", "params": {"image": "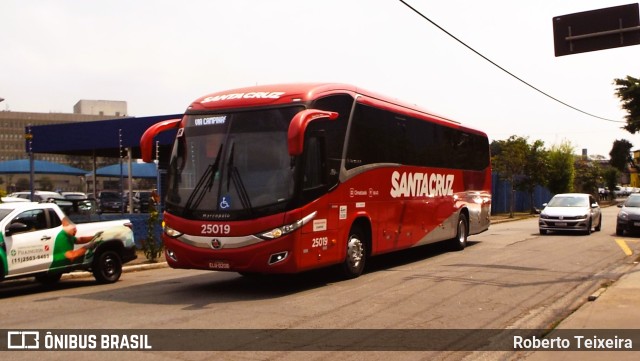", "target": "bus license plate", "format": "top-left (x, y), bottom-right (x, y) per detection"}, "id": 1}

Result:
top-left (555, 222), bottom-right (567, 227)
top-left (209, 261), bottom-right (230, 270)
